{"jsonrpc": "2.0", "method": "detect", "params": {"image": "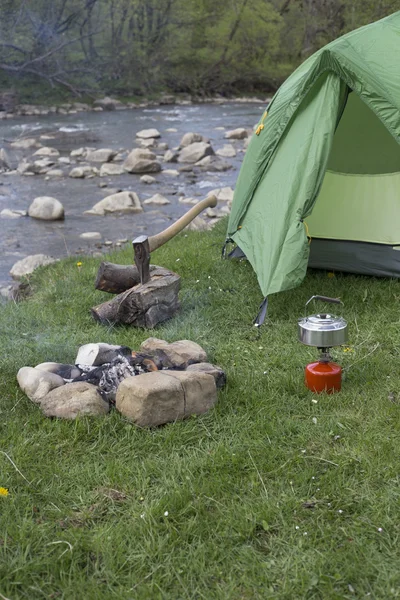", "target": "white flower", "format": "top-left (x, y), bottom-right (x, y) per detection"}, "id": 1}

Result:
top-left (164, 511), bottom-right (169, 517)
top-left (338, 509), bottom-right (343, 514)
top-left (295, 525), bottom-right (300, 530)
top-left (378, 527), bottom-right (383, 533)
top-left (140, 513), bottom-right (145, 519)
top-left (312, 417), bottom-right (317, 424)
